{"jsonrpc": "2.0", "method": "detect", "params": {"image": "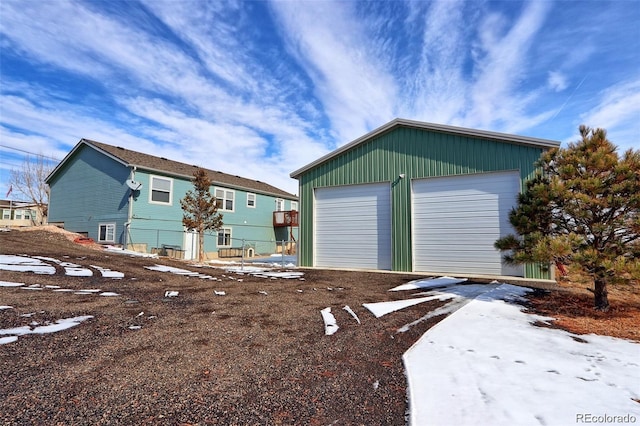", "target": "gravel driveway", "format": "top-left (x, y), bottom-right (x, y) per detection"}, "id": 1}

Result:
top-left (0, 228), bottom-right (459, 425)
